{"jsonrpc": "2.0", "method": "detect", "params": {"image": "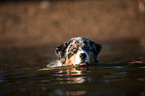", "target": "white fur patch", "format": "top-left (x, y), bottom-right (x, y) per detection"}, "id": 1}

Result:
top-left (73, 50), bottom-right (89, 66)
top-left (46, 60), bottom-right (64, 68)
